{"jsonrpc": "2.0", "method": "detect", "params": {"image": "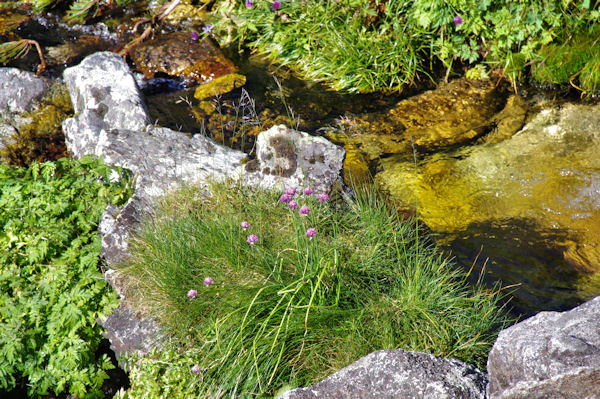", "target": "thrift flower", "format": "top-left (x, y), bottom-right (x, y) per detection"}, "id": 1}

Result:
top-left (191, 365), bottom-right (200, 375)
top-left (288, 200), bottom-right (298, 210)
top-left (272, 0), bottom-right (281, 10)
top-left (453, 15), bottom-right (463, 26)
top-left (318, 192), bottom-right (329, 202)
top-left (187, 289), bottom-right (197, 299)
top-left (190, 31), bottom-right (199, 41)
top-left (286, 187), bottom-right (296, 196)
top-left (303, 187), bottom-right (313, 195)
top-left (202, 24), bottom-right (214, 34)
top-left (204, 276), bottom-right (214, 286)
top-left (306, 227), bottom-right (316, 239)
top-left (280, 193), bottom-right (291, 203)
top-left (245, 0), bottom-right (253, 8)
top-left (247, 234), bottom-right (258, 245)
top-left (299, 205), bottom-right (310, 215)
top-left (241, 221), bottom-right (250, 230)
